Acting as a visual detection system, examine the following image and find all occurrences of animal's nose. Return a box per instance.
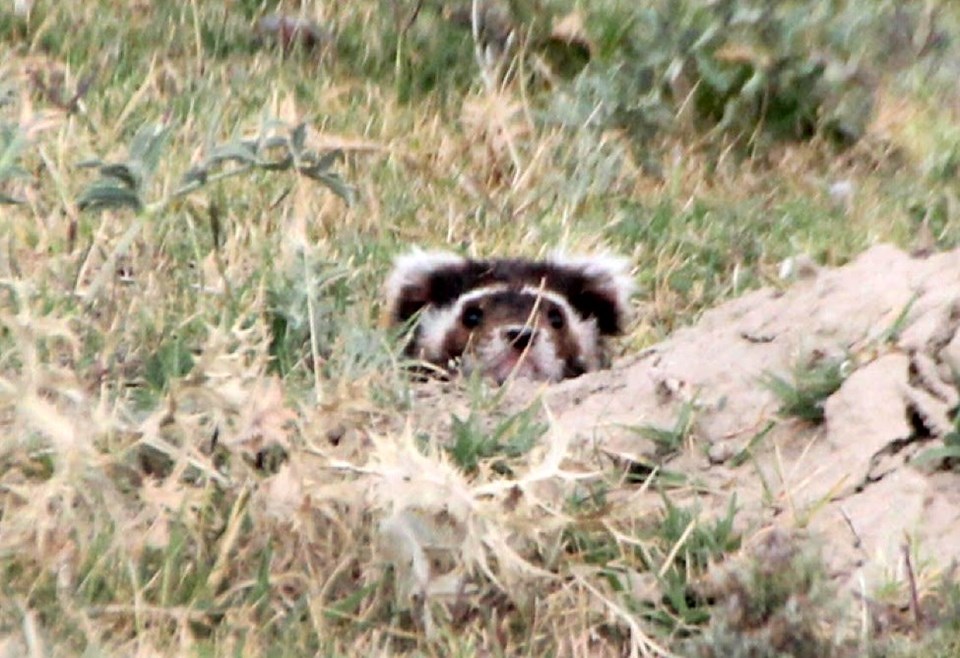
[504,327,536,351]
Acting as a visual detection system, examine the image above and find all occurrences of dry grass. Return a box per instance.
[2,0,960,655]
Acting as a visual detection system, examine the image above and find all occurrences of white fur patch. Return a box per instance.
[517,284,602,369]
[415,284,509,361]
[547,251,635,328]
[384,248,466,320]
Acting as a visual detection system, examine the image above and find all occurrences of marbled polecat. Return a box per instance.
[385,249,633,384]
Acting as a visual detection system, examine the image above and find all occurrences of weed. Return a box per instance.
[656,495,740,574]
[634,495,741,634]
[690,530,842,658]
[729,420,776,468]
[553,0,881,151]
[0,123,27,203]
[634,399,698,459]
[878,293,920,345]
[760,352,849,423]
[265,254,353,380]
[446,401,546,475]
[78,119,352,214]
[142,330,197,391]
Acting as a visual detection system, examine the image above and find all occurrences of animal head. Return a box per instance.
[384,249,633,384]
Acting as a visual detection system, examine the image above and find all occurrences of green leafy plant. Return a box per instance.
[266,255,353,379]
[74,118,352,306]
[78,119,352,213]
[657,494,740,573]
[77,122,172,212]
[146,333,195,385]
[552,0,876,150]
[561,483,624,566]
[760,353,848,423]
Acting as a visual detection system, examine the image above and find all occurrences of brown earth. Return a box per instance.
[527,243,960,592]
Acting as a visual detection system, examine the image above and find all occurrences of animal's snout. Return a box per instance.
[504,327,536,351]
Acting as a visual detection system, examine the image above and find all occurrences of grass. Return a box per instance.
[634,399,698,459]
[446,398,546,475]
[3,0,960,655]
[760,352,850,424]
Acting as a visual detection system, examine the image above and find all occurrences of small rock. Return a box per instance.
[708,442,734,465]
[778,253,819,281]
[828,179,855,208]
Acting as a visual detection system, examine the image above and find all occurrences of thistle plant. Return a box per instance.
[76,118,353,303]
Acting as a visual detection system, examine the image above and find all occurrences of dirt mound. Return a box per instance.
[529,243,960,589]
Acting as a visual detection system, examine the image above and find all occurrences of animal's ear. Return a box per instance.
[548,254,634,335]
[384,249,471,323]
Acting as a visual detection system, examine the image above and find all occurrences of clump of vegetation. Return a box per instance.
[646,495,742,632]
[760,352,849,423]
[0,123,27,203]
[635,399,698,459]
[690,529,844,658]
[553,0,889,152]
[78,119,351,214]
[446,402,546,474]
[866,561,960,657]
[560,486,742,643]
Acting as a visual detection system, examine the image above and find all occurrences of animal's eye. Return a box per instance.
[547,306,565,330]
[462,305,483,329]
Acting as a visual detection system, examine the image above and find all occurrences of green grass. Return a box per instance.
[760,353,850,423]
[646,494,741,632]
[3,0,960,655]
[446,399,546,475]
[633,399,698,459]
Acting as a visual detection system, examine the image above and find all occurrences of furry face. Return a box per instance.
[384,249,633,384]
